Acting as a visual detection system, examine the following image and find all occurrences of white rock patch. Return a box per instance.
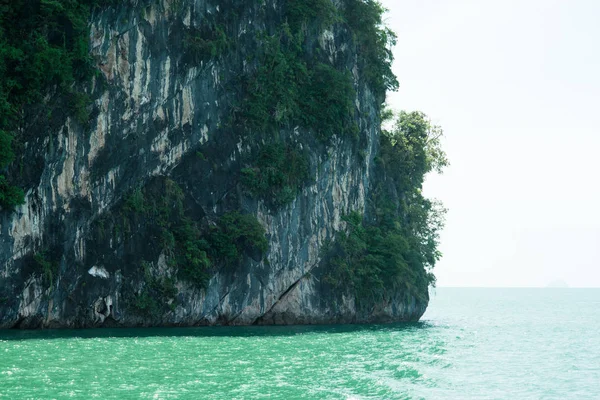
[88,266,110,279]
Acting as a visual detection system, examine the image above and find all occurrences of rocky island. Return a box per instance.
[0,0,445,328]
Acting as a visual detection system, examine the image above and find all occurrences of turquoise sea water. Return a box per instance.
[1,288,599,399]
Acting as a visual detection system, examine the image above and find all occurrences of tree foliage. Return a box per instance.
[102,179,268,289]
[0,174,24,209]
[240,27,356,141]
[325,111,447,304]
[285,0,338,31]
[380,110,449,191]
[241,143,311,207]
[241,0,396,137]
[0,129,22,208]
[0,0,114,210]
[343,0,399,98]
[183,24,229,64]
[237,0,399,208]
[208,211,269,266]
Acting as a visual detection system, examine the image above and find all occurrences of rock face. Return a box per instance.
[0,0,428,329]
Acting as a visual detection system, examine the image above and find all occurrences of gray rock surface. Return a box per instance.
[0,0,428,329]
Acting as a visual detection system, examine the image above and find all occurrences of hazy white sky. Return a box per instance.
[380,0,600,287]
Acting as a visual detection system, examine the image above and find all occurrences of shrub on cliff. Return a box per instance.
[0,175,24,210]
[241,143,311,207]
[208,211,269,265]
[0,130,23,209]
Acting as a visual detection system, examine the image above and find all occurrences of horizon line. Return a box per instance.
[433,286,600,289]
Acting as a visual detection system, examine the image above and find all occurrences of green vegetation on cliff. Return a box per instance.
[0,0,115,209]
[0,0,398,211]
[240,0,396,137]
[284,0,397,97]
[183,24,230,64]
[32,251,60,288]
[238,0,396,207]
[239,27,357,141]
[286,0,338,31]
[241,143,311,207]
[343,0,399,97]
[0,173,24,209]
[111,179,268,316]
[324,111,447,304]
[96,178,268,290]
[132,261,178,319]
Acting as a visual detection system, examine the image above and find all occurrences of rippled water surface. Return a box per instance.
[1,288,599,399]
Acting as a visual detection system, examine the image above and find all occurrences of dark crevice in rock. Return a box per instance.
[253,273,307,325]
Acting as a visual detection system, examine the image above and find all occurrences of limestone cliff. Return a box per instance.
[0,0,429,328]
